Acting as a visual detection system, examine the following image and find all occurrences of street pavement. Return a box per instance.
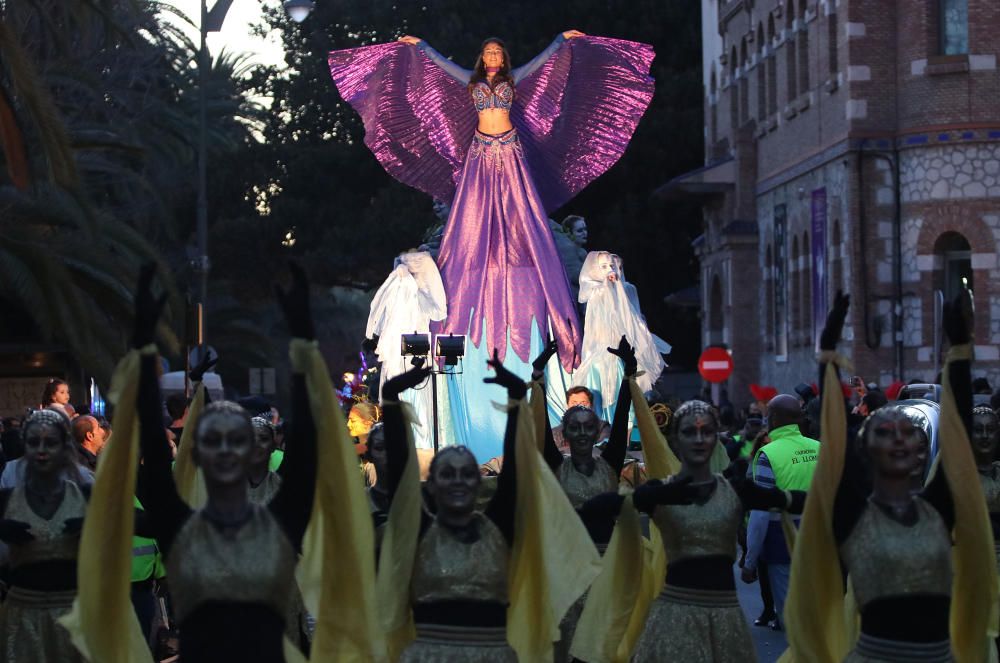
[734,566,787,663]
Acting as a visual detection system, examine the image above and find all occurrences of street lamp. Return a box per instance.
[195,0,314,345]
[283,0,315,23]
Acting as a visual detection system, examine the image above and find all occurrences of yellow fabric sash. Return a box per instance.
[59,347,154,662]
[781,361,849,662]
[569,493,643,663]
[374,401,422,661]
[939,344,998,662]
[173,382,206,508]
[612,377,682,660]
[290,339,385,663]
[508,396,602,662]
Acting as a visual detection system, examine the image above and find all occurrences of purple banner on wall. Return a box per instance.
[811,188,828,349]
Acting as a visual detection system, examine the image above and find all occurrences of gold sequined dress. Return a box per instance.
[632,475,755,663]
[0,482,86,663]
[165,504,298,661]
[839,498,953,662]
[401,512,516,663]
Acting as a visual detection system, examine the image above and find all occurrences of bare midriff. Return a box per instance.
[477,108,513,135]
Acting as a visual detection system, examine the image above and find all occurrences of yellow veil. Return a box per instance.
[59,347,156,662]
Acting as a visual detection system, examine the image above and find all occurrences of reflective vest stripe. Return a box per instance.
[132,545,157,557]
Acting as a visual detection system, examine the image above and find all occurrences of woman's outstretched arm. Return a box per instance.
[512,32,580,83]
[399,36,473,83]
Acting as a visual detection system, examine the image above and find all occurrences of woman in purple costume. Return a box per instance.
[328,31,654,458]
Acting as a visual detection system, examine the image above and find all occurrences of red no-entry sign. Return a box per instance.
[698,347,733,383]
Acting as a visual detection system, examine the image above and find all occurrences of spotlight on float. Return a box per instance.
[282,0,315,23]
[401,333,431,365]
[436,334,466,367]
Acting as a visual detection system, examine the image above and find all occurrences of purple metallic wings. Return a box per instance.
[513,36,656,214]
[327,42,477,204]
[328,37,654,212]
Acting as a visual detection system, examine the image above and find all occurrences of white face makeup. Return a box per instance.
[571,219,588,246]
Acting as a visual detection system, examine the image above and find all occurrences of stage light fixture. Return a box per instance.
[436,334,466,366]
[401,333,431,357]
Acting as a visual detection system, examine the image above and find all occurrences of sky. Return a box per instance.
[161,0,288,70]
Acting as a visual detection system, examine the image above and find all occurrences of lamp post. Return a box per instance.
[195,0,314,344]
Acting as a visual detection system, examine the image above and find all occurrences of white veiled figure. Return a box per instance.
[366,251,447,449]
[573,251,670,421]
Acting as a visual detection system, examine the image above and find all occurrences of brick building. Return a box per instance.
[662,0,1000,402]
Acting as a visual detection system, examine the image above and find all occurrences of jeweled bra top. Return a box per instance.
[472,80,514,113]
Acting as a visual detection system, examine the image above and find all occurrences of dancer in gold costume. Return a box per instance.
[379,355,525,663]
[783,292,996,662]
[629,398,805,663]
[530,336,633,661]
[134,265,317,662]
[0,409,89,662]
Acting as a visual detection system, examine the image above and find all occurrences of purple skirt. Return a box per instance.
[436,128,581,371]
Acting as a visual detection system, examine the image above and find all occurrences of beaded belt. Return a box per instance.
[470,128,522,168]
[414,623,509,647]
[659,584,740,608]
[5,586,76,609]
[855,633,951,662]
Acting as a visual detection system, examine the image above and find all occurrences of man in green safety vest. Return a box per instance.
[131,498,164,649]
[741,393,819,630]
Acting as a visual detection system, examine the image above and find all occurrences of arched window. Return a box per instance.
[767,16,778,115]
[933,232,973,301]
[739,37,749,124]
[791,235,801,345]
[709,276,724,345]
[797,0,810,94]
[756,23,767,121]
[939,0,969,55]
[786,2,798,102]
[729,45,739,130]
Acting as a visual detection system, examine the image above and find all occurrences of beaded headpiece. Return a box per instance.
[251,415,276,434]
[669,400,718,440]
[561,404,599,427]
[973,404,997,420]
[22,408,72,443]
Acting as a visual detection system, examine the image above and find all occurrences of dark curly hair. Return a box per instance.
[467,38,514,95]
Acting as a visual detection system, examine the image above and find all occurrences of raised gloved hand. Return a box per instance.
[382,366,431,402]
[189,350,218,384]
[943,289,973,347]
[0,519,34,544]
[607,335,638,377]
[632,476,696,512]
[274,261,315,340]
[484,349,527,400]
[131,263,168,349]
[819,291,850,351]
[530,336,558,380]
